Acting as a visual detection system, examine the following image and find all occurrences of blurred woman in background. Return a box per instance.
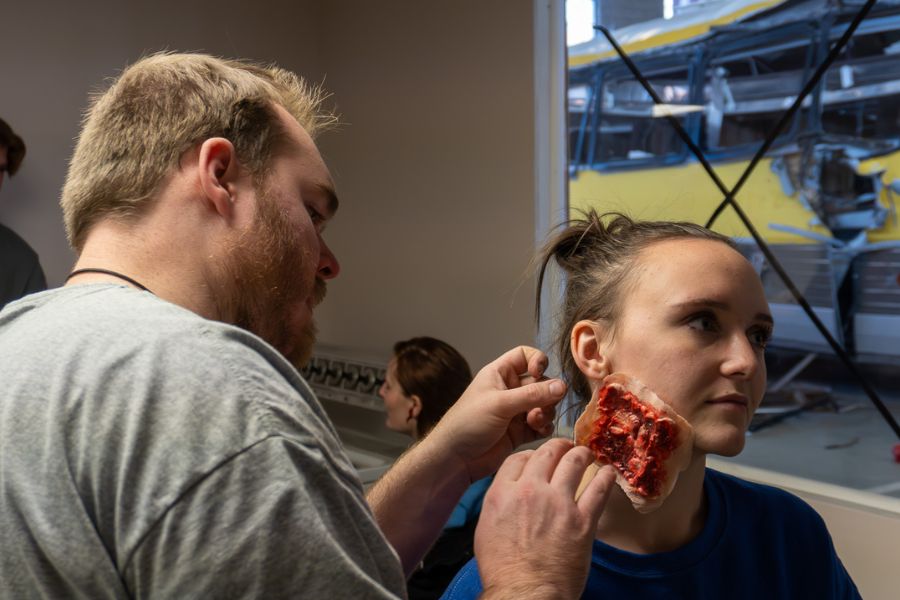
[379,337,492,600]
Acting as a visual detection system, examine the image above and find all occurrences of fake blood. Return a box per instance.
[587,385,678,498]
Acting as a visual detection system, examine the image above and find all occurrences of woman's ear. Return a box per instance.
[571,319,612,381]
[409,395,423,420]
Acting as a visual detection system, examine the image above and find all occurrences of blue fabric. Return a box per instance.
[441,468,861,599]
[445,476,493,529]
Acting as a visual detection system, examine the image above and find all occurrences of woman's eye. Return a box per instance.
[749,328,773,349]
[686,313,718,333]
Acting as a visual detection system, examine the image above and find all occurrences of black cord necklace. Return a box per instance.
[66,268,153,294]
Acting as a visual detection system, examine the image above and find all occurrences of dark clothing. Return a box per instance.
[443,468,861,600]
[0,223,46,308]
[408,476,492,600]
[408,518,478,600]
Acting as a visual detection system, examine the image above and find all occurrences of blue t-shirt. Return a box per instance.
[441,468,861,600]
[446,476,492,529]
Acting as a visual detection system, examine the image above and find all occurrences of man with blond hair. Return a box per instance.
[0,53,615,598]
[0,116,46,308]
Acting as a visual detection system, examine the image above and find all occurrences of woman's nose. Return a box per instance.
[721,335,760,380]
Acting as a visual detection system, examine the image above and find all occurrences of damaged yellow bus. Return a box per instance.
[568,0,900,362]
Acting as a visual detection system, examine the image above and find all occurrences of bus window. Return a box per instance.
[704,35,813,150]
[821,24,900,140]
[568,83,591,165]
[592,66,690,164]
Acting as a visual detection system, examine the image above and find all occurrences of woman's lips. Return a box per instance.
[706,393,750,414]
[708,393,749,406]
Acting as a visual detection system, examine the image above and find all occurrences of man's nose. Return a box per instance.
[318,239,340,280]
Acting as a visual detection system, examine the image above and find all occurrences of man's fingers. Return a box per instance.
[525,405,556,437]
[519,438,574,481]
[490,346,548,390]
[576,464,617,523]
[525,347,550,380]
[547,446,595,495]
[493,449,533,483]
[517,374,540,386]
[493,377,567,420]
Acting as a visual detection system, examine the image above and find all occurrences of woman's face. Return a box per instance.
[600,238,772,457]
[378,359,416,436]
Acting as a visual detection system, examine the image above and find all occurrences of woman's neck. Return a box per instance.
[594,453,708,554]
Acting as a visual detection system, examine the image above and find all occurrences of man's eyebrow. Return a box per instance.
[317,183,339,217]
[672,298,774,325]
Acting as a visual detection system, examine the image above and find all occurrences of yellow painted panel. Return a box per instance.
[569,0,786,68]
[569,155,900,243]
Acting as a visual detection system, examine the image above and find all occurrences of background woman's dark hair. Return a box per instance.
[0,118,26,176]
[535,210,736,404]
[393,337,473,438]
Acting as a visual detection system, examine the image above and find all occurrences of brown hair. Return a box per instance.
[535,211,736,402]
[61,52,337,251]
[393,337,473,438]
[0,118,26,175]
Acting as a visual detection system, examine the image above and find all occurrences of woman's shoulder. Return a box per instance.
[706,467,828,533]
[439,557,482,599]
[707,467,807,500]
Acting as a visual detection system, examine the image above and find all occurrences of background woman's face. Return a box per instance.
[601,238,773,456]
[378,359,415,436]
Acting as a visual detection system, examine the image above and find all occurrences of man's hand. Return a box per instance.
[476,439,616,600]
[425,346,566,482]
[366,345,569,576]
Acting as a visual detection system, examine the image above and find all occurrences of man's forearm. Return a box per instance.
[366,436,472,576]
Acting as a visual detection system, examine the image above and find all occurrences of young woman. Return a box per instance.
[380,337,472,440]
[442,213,860,599]
[379,337,493,600]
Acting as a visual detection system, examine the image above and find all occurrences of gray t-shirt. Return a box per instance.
[0,284,406,598]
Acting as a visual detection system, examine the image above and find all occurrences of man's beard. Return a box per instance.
[218,190,325,370]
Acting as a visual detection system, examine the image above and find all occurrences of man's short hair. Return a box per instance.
[0,118,27,176]
[61,52,336,251]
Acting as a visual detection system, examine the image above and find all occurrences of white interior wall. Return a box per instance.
[312,1,539,368]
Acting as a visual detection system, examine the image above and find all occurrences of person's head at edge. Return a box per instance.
[0,117,27,193]
[379,337,473,440]
[536,211,772,459]
[60,52,341,368]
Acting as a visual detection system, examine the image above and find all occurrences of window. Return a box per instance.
[568,83,592,164]
[703,33,814,150]
[822,23,900,140]
[590,64,691,164]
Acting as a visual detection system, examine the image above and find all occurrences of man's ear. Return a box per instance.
[197,137,241,219]
[409,395,423,419]
[571,319,613,381]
